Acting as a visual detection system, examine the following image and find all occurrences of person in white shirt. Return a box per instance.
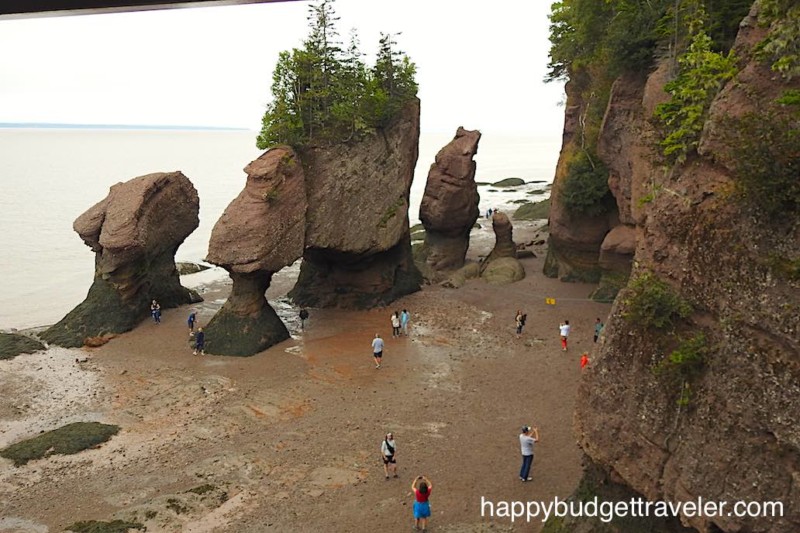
[559,320,571,351]
[381,432,398,479]
[519,425,540,481]
[372,333,384,369]
[391,311,401,338]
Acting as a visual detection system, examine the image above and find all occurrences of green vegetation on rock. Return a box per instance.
[758,0,800,80]
[654,332,708,406]
[65,520,144,533]
[560,151,614,217]
[720,110,800,217]
[654,8,737,164]
[622,271,692,330]
[513,198,551,220]
[0,332,45,360]
[1,422,120,466]
[256,0,417,148]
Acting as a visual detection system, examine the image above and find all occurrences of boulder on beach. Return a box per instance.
[513,198,551,221]
[0,332,45,360]
[41,172,202,348]
[204,146,306,356]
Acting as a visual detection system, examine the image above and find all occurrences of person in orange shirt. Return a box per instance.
[580,352,589,370]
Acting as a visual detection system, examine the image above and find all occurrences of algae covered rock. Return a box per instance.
[0,332,45,360]
[491,177,525,187]
[1,421,119,466]
[481,257,526,285]
[513,198,551,221]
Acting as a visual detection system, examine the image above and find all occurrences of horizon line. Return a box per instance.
[0,122,252,131]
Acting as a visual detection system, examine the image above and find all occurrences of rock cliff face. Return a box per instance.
[417,127,481,275]
[289,99,422,308]
[41,172,201,348]
[570,6,800,532]
[544,80,613,284]
[203,147,306,356]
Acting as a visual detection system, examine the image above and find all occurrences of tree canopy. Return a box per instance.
[257,0,418,149]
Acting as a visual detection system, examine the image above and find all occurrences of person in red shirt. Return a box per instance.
[580,352,589,370]
[411,475,433,531]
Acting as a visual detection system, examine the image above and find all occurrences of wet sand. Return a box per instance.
[0,221,612,532]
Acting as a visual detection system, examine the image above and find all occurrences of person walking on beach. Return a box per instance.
[519,425,540,481]
[187,310,197,336]
[391,311,401,338]
[372,333,384,369]
[299,307,309,331]
[411,475,433,531]
[381,432,398,479]
[151,300,161,324]
[559,320,571,351]
[580,352,590,370]
[594,318,604,343]
[193,327,205,355]
[515,310,527,338]
[400,309,410,336]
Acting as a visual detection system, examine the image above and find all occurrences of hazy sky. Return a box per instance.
[0,0,565,135]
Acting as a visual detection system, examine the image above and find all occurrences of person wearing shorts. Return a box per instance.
[372,333,384,369]
[381,432,398,479]
[412,475,433,531]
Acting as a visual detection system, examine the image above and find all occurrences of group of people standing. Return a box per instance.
[391,309,410,338]
[380,432,433,531]
[150,300,205,355]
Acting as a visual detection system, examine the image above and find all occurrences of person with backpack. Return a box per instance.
[381,432,398,479]
[411,475,433,531]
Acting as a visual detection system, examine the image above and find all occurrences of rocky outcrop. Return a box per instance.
[289,99,422,308]
[417,127,481,276]
[480,212,525,284]
[0,332,45,360]
[41,172,201,348]
[204,146,306,356]
[544,79,614,284]
[573,5,800,532]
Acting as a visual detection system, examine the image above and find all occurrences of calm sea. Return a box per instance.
[0,129,559,329]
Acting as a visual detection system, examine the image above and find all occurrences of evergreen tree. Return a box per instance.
[256,0,417,149]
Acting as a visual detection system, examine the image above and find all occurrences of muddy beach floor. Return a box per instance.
[0,223,612,532]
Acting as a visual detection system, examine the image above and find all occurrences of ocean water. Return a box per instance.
[0,129,559,329]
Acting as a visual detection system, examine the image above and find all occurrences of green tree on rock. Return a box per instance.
[256,0,417,150]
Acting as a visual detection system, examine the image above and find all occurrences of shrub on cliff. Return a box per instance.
[720,109,800,217]
[622,271,692,330]
[560,151,614,217]
[257,0,417,149]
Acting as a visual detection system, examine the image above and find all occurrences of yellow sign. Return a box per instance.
[545,298,556,305]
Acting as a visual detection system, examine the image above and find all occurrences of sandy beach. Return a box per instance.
[0,220,611,532]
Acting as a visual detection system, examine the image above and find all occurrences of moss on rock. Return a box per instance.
[1,422,120,466]
[0,332,45,360]
[203,305,290,357]
[513,199,551,220]
[65,520,145,533]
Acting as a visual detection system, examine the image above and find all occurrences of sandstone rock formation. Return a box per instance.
[543,79,613,285]
[417,127,481,275]
[480,212,525,284]
[204,146,306,356]
[289,99,422,308]
[41,172,201,348]
[569,5,800,532]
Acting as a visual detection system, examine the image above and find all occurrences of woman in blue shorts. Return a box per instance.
[411,475,433,531]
